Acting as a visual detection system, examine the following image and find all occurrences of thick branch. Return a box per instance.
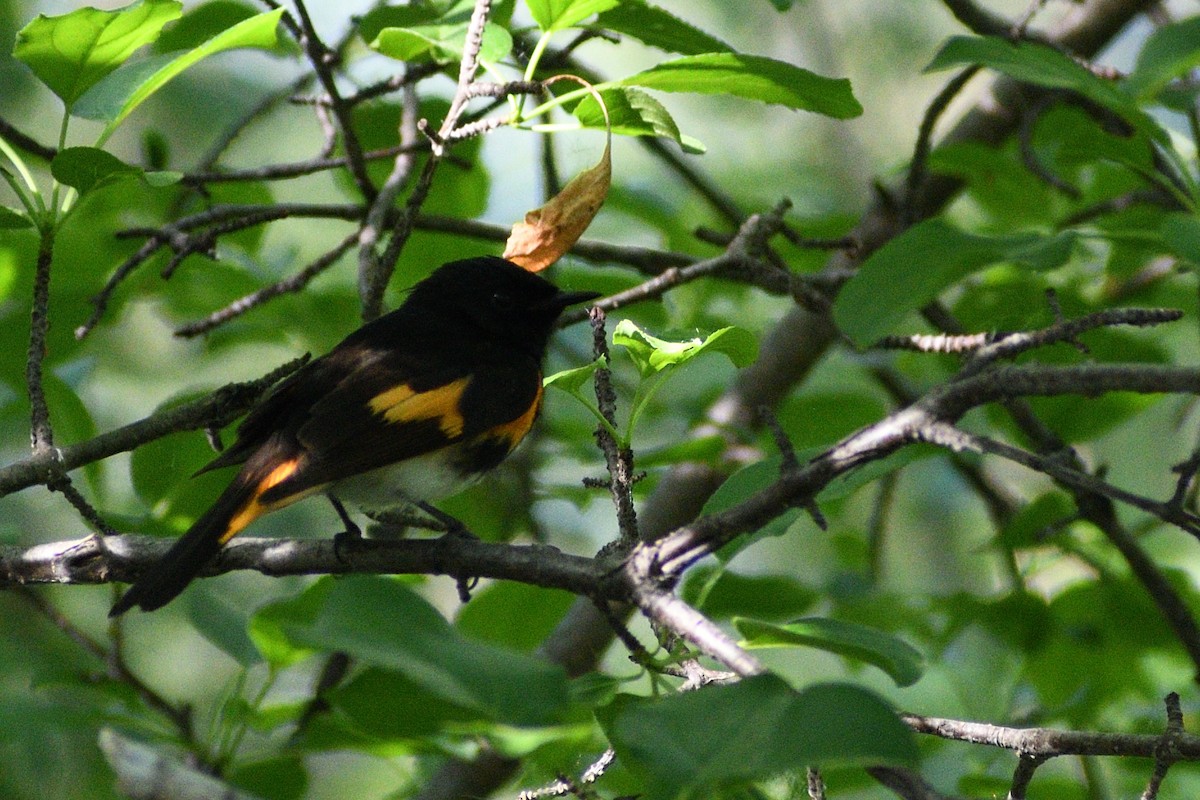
[904,712,1200,759]
[1,534,601,597]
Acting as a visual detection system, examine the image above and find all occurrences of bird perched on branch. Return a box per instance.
[111,256,598,615]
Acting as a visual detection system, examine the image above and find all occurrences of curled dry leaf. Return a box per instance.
[504,76,612,273]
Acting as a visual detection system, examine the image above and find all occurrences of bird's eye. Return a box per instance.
[491,291,515,310]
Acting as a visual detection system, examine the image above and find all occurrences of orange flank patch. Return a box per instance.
[478,384,543,450]
[219,458,322,544]
[368,378,469,437]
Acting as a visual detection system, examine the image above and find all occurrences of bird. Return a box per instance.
[110,255,599,615]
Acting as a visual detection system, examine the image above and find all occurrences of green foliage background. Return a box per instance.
[2,1,1200,798]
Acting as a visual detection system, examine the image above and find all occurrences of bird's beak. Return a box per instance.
[547,290,602,310]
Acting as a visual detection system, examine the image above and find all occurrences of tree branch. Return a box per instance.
[0,357,305,497]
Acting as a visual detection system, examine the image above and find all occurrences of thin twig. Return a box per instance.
[0,116,57,161]
[27,228,55,454]
[174,228,361,337]
[589,308,639,546]
[1018,95,1081,198]
[16,588,194,741]
[292,0,376,201]
[184,142,428,185]
[357,0,496,320]
[0,356,306,497]
[940,0,1014,36]
[905,67,979,224]
[1008,754,1045,800]
[1142,692,1184,800]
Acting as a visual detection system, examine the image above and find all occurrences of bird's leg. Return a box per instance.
[329,495,362,561]
[417,501,475,539]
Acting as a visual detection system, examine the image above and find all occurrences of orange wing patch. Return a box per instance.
[368,378,469,437]
[220,458,323,544]
[475,384,543,451]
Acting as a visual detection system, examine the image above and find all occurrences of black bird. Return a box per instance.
[111,256,598,615]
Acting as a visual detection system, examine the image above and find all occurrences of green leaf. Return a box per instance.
[371,20,512,66]
[1162,212,1200,265]
[612,319,758,378]
[832,219,1079,347]
[454,582,576,652]
[597,675,916,799]
[183,586,263,668]
[528,0,620,32]
[263,576,570,725]
[0,207,34,230]
[50,147,140,193]
[931,40,1194,190]
[700,455,803,558]
[735,617,925,687]
[595,2,733,55]
[153,0,272,52]
[573,87,703,152]
[681,565,817,621]
[1126,17,1200,101]
[618,52,862,118]
[544,356,603,393]
[818,445,936,502]
[228,755,306,800]
[636,434,726,467]
[357,5,441,44]
[328,666,477,739]
[13,0,183,108]
[249,581,329,669]
[998,491,1075,549]
[74,8,285,133]
[925,35,1135,116]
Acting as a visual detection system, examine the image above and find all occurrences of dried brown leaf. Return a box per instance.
[505,76,612,272]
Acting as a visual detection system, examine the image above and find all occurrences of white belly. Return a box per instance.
[329,447,476,512]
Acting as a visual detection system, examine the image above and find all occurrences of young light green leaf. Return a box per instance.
[544,356,604,393]
[50,147,140,194]
[13,0,183,108]
[74,8,285,134]
[153,0,280,53]
[0,207,34,230]
[597,674,916,799]
[832,219,1078,347]
[527,0,620,32]
[573,87,703,152]
[736,617,926,687]
[618,52,862,118]
[1126,17,1200,101]
[595,2,733,55]
[357,4,442,44]
[371,20,512,65]
[612,319,758,378]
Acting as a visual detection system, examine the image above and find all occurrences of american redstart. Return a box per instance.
[110,256,599,615]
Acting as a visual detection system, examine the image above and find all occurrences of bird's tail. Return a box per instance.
[110,456,304,616]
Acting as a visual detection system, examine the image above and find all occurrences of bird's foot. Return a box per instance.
[418,502,476,540]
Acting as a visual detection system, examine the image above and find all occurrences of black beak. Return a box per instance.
[545,289,602,311]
